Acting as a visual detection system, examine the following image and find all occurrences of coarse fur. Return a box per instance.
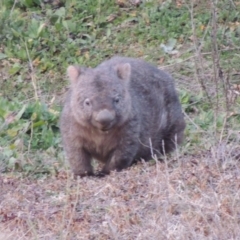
[60,56,185,177]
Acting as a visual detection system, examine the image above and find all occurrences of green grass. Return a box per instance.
[1,0,240,174]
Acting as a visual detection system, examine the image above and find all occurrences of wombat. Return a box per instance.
[60,56,185,177]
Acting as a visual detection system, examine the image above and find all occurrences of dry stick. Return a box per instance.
[64,178,80,240]
[159,47,240,70]
[185,0,212,105]
[210,0,227,143]
[27,121,34,160]
[220,70,231,142]
[210,0,220,113]
[212,0,220,138]
[183,110,202,132]
[24,41,39,101]
[219,114,228,143]
[10,0,18,18]
[229,0,236,8]
[223,69,231,111]
[24,41,38,159]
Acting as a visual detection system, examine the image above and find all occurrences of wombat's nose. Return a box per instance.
[95,109,115,127]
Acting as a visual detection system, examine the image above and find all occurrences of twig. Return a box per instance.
[184,0,212,104]
[159,47,240,70]
[210,0,221,112]
[24,41,39,100]
[10,0,18,18]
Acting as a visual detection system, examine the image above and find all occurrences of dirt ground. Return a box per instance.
[1,148,240,240]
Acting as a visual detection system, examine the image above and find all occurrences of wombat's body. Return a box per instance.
[60,57,185,176]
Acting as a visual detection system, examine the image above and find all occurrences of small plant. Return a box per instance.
[0,97,60,173]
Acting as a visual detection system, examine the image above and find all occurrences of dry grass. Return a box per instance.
[1,1,240,239]
[1,146,240,240]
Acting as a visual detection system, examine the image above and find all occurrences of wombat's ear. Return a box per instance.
[67,65,81,84]
[115,63,131,80]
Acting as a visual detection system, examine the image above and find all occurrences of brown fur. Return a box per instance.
[60,56,185,177]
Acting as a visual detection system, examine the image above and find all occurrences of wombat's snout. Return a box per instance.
[95,109,116,130]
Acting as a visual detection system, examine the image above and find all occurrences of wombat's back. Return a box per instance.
[98,56,177,114]
[99,56,185,154]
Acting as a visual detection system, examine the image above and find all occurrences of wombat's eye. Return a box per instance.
[84,99,91,107]
[114,97,120,104]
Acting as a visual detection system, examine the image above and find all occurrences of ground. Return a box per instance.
[1,152,240,239]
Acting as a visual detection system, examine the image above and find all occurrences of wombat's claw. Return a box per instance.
[73,171,94,179]
[95,171,107,178]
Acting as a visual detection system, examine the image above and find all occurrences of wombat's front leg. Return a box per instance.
[65,146,93,177]
[98,121,140,176]
[100,145,138,175]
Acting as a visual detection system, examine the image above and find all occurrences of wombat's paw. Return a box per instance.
[95,170,109,178]
[73,170,94,179]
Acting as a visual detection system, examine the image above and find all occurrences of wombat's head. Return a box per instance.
[67,63,132,132]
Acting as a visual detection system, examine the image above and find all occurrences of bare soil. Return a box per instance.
[1,149,240,240]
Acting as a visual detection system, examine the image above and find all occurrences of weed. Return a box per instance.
[0,97,60,173]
